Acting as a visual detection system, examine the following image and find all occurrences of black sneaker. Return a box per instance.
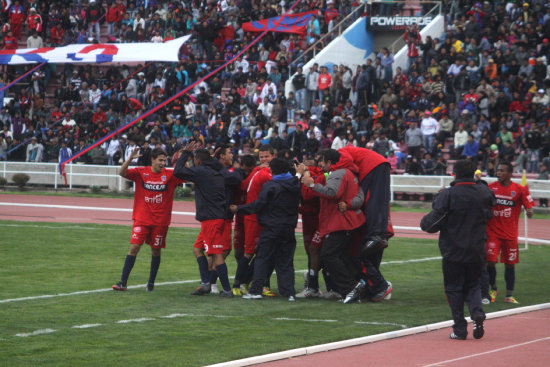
[372,281,392,302]
[472,315,485,339]
[450,332,467,340]
[146,283,154,292]
[343,281,365,304]
[191,283,211,295]
[219,290,234,298]
[359,236,388,257]
[112,282,127,291]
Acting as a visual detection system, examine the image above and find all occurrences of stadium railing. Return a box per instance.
[2,162,550,199]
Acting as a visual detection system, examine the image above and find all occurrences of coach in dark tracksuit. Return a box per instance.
[231,158,301,299]
[421,160,495,340]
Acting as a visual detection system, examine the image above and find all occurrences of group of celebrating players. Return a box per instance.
[111,141,394,303]
[109,140,534,321]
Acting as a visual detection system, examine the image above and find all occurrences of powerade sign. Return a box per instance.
[367,16,433,31]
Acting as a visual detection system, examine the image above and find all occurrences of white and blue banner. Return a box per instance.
[0,35,191,65]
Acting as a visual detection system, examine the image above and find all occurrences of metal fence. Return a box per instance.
[2,162,549,200]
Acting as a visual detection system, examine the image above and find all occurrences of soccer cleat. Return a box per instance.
[112,282,127,291]
[296,288,322,298]
[372,281,393,302]
[191,283,211,295]
[242,293,262,299]
[489,289,498,303]
[211,283,220,294]
[472,315,485,339]
[359,236,388,257]
[288,296,295,302]
[504,296,520,304]
[450,332,467,340]
[481,297,490,305]
[344,281,365,304]
[219,290,234,298]
[262,287,276,297]
[239,284,249,295]
[320,290,341,299]
[146,283,154,292]
[232,288,243,296]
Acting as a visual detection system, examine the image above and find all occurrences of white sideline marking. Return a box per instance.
[274,317,338,323]
[15,329,56,337]
[160,313,237,319]
[0,253,438,304]
[354,321,408,329]
[72,324,102,329]
[204,303,550,367]
[0,278,204,304]
[421,336,550,367]
[0,223,126,231]
[117,318,154,324]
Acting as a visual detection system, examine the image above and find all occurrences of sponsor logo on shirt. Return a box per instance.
[145,193,164,204]
[495,198,515,207]
[143,182,167,191]
[493,208,512,218]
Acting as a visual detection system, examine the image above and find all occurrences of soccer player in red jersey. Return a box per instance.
[113,147,185,292]
[173,142,234,297]
[233,144,275,296]
[484,162,534,304]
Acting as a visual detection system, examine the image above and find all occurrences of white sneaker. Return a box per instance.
[296,288,322,298]
[320,290,341,299]
[481,297,490,305]
[210,284,219,294]
[288,296,295,302]
[242,293,262,299]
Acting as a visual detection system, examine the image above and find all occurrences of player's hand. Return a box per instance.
[338,201,347,212]
[131,147,141,159]
[302,176,314,187]
[295,163,306,175]
[526,208,533,218]
[229,205,238,213]
[212,146,221,158]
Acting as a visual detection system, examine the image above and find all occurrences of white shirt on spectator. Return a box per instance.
[421,116,439,136]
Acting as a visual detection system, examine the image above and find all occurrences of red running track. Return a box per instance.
[259,309,550,367]
[1,194,548,242]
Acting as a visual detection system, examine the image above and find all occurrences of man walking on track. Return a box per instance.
[483,162,534,304]
[421,159,495,340]
[113,147,185,292]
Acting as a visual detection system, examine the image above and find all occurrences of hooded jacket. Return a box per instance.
[339,145,389,181]
[311,154,365,236]
[237,173,301,228]
[174,151,226,221]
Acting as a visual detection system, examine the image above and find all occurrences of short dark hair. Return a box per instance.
[151,147,167,159]
[259,144,274,154]
[318,149,340,165]
[498,161,513,173]
[240,154,257,167]
[214,144,231,159]
[453,159,474,179]
[194,148,212,162]
[269,158,291,176]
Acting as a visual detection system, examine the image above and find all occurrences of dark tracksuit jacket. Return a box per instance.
[421,178,495,337]
[237,173,301,297]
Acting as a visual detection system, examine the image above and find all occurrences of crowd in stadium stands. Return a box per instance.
[0,0,549,184]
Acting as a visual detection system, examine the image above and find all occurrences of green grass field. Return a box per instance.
[1,221,549,367]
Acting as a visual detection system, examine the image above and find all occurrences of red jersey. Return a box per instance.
[487,181,534,240]
[240,166,271,221]
[126,166,185,226]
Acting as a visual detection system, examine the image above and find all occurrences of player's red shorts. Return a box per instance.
[193,219,225,255]
[486,235,519,265]
[302,213,322,253]
[130,224,169,250]
[222,219,233,251]
[244,218,262,255]
[233,214,245,250]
